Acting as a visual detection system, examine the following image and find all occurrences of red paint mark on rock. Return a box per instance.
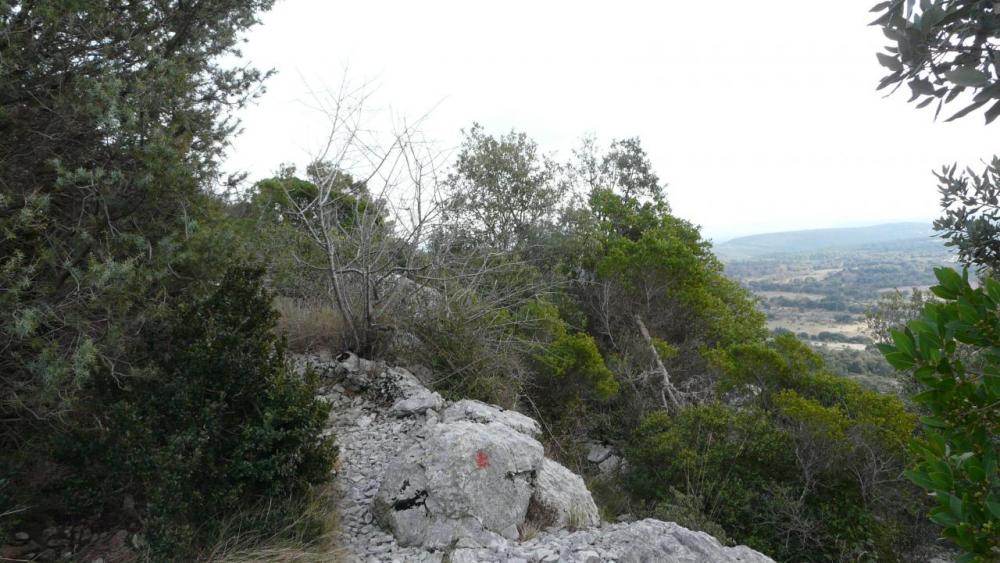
[475,449,489,469]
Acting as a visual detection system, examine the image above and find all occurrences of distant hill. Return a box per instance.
[713,222,940,260]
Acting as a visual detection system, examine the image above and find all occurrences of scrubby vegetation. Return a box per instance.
[627,336,922,561]
[61,267,337,557]
[4,1,1000,562]
[0,1,336,559]
[225,119,935,560]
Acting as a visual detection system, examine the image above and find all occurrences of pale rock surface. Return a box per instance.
[442,399,542,438]
[301,353,775,563]
[529,459,600,529]
[374,420,544,548]
[449,519,776,562]
[598,454,623,474]
[586,442,613,464]
[389,387,444,417]
[586,440,625,475]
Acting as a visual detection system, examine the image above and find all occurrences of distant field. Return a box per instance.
[809,341,869,352]
[766,314,868,339]
[756,291,823,301]
[719,222,954,379]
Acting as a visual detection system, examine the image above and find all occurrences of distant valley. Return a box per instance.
[714,222,941,260]
[717,222,954,386]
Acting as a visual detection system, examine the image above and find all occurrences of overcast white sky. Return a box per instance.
[225,0,999,241]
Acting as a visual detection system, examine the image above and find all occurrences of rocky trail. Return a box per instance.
[309,352,774,563]
[1,352,775,563]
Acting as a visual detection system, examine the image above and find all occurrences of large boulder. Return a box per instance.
[529,459,600,529]
[592,519,774,563]
[374,420,545,549]
[448,519,775,562]
[390,388,444,417]
[442,399,541,438]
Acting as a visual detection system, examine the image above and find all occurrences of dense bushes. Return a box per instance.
[0,2,341,557]
[63,267,337,557]
[627,336,922,561]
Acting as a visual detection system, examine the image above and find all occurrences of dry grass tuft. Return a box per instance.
[274,297,348,354]
[566,507,590,532]
[204,481,346,562]
[518,519,541,542]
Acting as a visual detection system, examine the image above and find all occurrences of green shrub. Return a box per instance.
[523,300,618,398]
[626,373,919,562]
[626,406,795,552]
[880,267,1000,561]
[65,267,337,557]
[406,305,524,408]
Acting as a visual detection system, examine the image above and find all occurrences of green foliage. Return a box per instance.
[872,0,1000,123]
[867,287,937,345]
[65,267,336,557]
[536,332,618,399]
[444,123,562,251]
[572,136,666,207]
[630,333,920,561]
[627,406,799,555]
[412,305,524,408]
[560,153,766,418]
[933,158,1000,276]
[0,0,276,527]
[519,300,618,400]
[712,333,824,399]
[589,197,766,350]
[880,267,1000,560]
[249,167,371,230]
[519,300,618,433]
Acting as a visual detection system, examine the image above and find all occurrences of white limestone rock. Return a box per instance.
[389,388,444,417]
[530,459,600,529]
[373,420,545,549]
[441,399,541,438]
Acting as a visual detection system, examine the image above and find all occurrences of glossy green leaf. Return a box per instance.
[891,329,916,358]
[947,492,964,519]
[985,374,1000,398]
[985,278,1000,304]
[930,510,959,527]
[931,285,958,300]
[885,352,916,370]
[935,268,964,290]
[905,468,936,490]
[914,366,937,384]
[921,415,950,428]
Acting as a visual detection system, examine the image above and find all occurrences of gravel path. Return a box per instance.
[322,381,443,563]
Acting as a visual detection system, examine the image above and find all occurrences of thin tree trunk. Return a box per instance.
[635,313,683,412]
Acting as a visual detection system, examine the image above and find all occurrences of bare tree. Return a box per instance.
[282,78,447,353]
